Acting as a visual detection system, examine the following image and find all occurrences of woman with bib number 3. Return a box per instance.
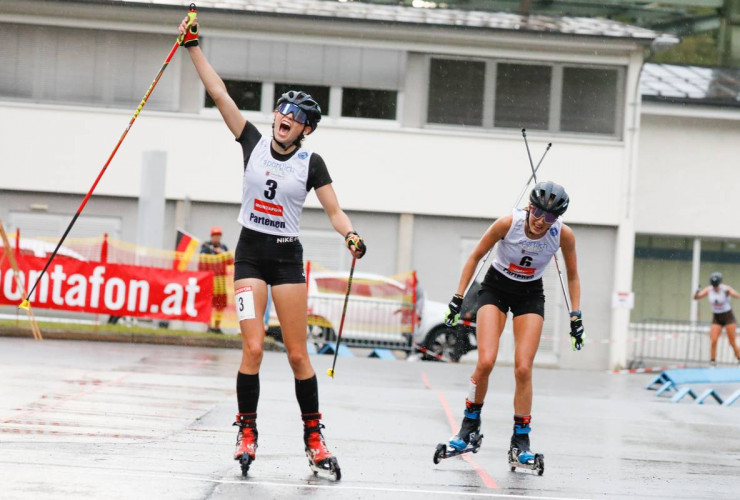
[178,14,366,480]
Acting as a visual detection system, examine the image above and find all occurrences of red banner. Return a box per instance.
[0,254,213,322]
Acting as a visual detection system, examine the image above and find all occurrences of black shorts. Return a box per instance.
[477,267,545,318]
[234,227,305,286]
[712,311,736,326]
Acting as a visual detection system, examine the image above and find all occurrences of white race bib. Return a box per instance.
[235,286,256,321]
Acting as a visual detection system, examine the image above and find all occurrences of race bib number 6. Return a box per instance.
[235,286,256,321]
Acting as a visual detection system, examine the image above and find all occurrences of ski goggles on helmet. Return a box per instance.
[529,206,558,224]
[277,102,308,124]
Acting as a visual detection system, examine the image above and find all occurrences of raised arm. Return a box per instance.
[178,17,246,138]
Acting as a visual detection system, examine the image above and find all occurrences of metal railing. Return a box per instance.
[629,319,739,368]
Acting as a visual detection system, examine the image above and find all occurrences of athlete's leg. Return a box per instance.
[233,278,268,466]
[709,323,721,362]
[511,313,544,415]
[724,322,740,359]
[235,278,269,374]
[272,283,314,379]
[470,305,508,403]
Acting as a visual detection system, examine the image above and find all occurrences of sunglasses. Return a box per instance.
[529,206,558,224]
[277,102,308,124]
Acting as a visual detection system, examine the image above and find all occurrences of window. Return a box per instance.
[428,59,485,126]
[561,67,618,135]
[342,88,397,120]
[425,56,623,137]
[0,23,178,111]
[274,83,330,115]
[205,80,261,111]
[495,63,551,130]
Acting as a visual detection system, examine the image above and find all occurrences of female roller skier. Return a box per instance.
[694,272,740,366]
[438,181,583,473]
[178,16,366,480]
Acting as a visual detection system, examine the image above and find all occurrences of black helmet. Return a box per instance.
[710,272,722,286]
[276,90,322,130]
[529,181,569,216]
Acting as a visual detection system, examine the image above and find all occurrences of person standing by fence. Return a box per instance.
[178,15,366,480]
[694,272,740,366]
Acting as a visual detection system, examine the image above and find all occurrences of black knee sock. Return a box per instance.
[236,372,260,414]
[295,375,319,415]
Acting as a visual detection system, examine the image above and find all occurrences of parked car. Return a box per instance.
[265,270,476,361]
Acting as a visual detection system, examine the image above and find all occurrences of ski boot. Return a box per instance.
[433,401,483,464]
[233,412,258,477]
[507,415,544,475]
[303,413,341,480]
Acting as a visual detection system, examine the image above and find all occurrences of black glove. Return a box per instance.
[444,294,463,327]
[345,231,366,258]
[570,310,585,351]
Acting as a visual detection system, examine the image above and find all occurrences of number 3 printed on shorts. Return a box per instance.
[264,179,278,200]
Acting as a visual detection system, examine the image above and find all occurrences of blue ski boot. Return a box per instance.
[508,415,544,475]
[433,401,483,463]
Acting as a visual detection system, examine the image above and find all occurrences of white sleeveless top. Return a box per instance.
[237,136,312,237]
[708,285,732,314]
[491,208,563,282]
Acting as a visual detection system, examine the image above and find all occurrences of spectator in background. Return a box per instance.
[694,272,740,366]
[199,226,232,334]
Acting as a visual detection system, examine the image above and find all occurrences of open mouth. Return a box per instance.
[279,122,291,134]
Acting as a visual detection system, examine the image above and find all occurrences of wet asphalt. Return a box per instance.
[1,338,739,500]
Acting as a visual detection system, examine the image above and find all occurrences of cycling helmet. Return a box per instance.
[529,181,570,216]
[276,90,322,130]
[710,272,722,287]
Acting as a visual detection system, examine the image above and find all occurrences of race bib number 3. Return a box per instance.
[235,286,256,321]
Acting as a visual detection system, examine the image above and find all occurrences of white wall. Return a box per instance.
[1,100,629,227]
[637,105,740,239]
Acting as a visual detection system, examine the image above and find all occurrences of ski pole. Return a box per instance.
[326,256,357,378]
[522,128,572,313]
[19,4,198,310]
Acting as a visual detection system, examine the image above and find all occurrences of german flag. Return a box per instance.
[173,230,199,271]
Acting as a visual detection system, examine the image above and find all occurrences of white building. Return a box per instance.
[4,0,735,369]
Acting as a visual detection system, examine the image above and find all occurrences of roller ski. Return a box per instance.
[507,415,544,475]
[303,413,341,481]
[233,413,258,477]
[433,402,483,464]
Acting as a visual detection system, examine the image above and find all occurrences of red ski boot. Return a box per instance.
[302,413,341,480]
[233,413,257,477]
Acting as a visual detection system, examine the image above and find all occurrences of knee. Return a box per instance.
[243,339,264,362]
[287,349,310,371]
[514,363,532,383]
[476,355,495,376]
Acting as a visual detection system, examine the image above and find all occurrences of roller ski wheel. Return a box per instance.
[508,448,544,475]
[238,454,254,477]
[432,433,483,463]
[307,454,342,481]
